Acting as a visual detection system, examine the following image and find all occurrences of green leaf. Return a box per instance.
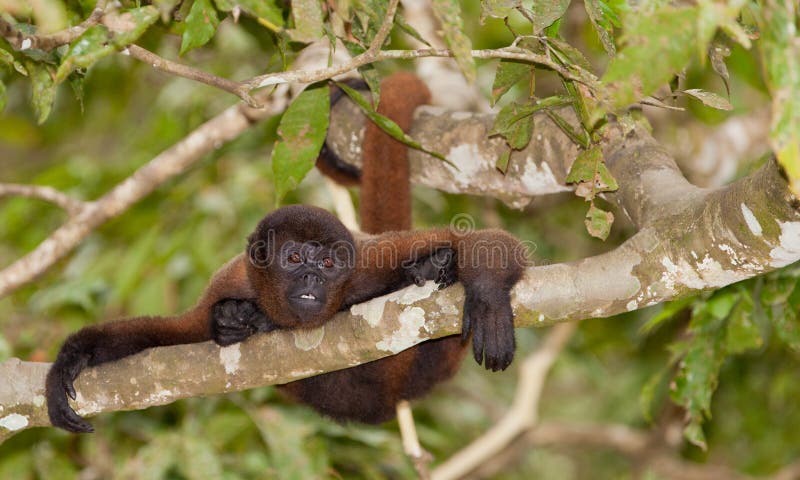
[0,79,5,112]
[600,7,709,113]
[431,0,475,83]
[726,299,762,354]
[670,324,727,450]
[287,0,324,43]
[69,74,85,113]
[491,96,571,150]
[55,25,114,83]
[107,6,160,47]
[481,0,515,20]
[585,0,617,55]
[758,0,800,197]
[496,149,511,174]
[491,60,532,106]
[336,81,452,164]
[584,202,614,240]
[25,61,57,124]
[271,84,330,203]
[565,145,618,200]
[237,0,285,29]
[180,0,220,55]
[769,281,800,350]
[395,12,431,47]
[682,88,733,111]
[529,0,571,34]
[490,101,534,150]
[640,295,695,334]
[0,47,14,67]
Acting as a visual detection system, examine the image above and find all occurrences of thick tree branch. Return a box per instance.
[2,115,799,441]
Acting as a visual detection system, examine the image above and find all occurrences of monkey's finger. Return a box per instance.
[472,321,485,367]
[64,378,77,401]
[414,275,425,287]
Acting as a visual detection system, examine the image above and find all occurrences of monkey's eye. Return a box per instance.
[289,252,302,263]
[322,257,334,268]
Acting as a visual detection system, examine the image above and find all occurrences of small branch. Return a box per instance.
[0,1,107,51]
[246,46,596,90]
[0,183,86,215]
[397,400,432,479]
[125,45,260,108]
[431,322,577,480]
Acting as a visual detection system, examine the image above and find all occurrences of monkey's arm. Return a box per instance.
[349,229,526,371]
[46,254,255,433]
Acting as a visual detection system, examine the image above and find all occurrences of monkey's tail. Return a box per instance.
[316,72,431,234]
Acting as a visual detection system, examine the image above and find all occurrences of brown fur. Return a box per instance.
[289,73,524,423]
[47,74,525,432]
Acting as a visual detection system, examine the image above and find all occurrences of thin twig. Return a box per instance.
[0,183,86,215]
[245,46,597,91]
[0,0,107,51]
[125,45,259,108]
[397,400,432,479]
[431,322,577,480]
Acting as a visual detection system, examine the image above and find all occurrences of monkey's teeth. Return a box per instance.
[300,294,316,300]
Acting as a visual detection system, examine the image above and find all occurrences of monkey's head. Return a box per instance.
[246,205,356,328]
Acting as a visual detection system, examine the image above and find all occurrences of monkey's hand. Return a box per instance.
[46,333,94,433]
[461,280,515,372]
[211,299,275,346]
[404,248,457,289]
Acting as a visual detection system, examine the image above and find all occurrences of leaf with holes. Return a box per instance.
[491,60,532,106]
[584,203,614,240]
[682,89,733,111]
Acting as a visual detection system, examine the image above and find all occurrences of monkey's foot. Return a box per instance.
[211,299,274,346]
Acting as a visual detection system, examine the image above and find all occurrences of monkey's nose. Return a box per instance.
[303,273,324,285]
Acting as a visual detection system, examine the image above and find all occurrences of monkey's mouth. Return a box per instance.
[288,292,325,315]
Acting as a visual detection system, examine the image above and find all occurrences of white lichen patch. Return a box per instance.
[0,413,29,431]
[435,293,459,315]
[741,204,762,236]
[33,395,45,407]
[219,344,241,375]
[660,256,704,291]
[351,282,438,326]
[294,326,325,351]
[718,243,741,266]
[446,143,488,181]
[520,160,570,194]
[626,300,638,311]
[376,306,427,354]
[770,221,800,267]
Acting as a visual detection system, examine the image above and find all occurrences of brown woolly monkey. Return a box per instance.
[263,72,527,424]
[46,204,524,432]
[47,74,527,432]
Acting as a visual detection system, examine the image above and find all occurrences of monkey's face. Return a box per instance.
[277,240,353,322]
[246,205,357,329]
